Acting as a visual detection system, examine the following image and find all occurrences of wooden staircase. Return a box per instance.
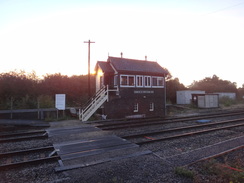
[79,85,114,121]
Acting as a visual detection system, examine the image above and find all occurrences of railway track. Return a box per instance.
[0,146,59,169]
[121,118,244,145]
[0,130,48,143]
[95,110,244,130]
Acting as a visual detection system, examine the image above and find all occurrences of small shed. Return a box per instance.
[192,94,219,108]
[176,90,205,105]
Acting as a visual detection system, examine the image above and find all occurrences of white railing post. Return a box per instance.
[106,85,109,102]
[80,85,110,121]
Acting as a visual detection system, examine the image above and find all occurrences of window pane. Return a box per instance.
[134,103,138,112]
[158,78,164,86]
[149,102,154,111]
[121,76,127,85]
[137,76,143,86]
[145,76,151,87]
[129,76,134,86]
[152,77,157,86]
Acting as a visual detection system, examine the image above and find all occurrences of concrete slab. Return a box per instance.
[55,150,152,172]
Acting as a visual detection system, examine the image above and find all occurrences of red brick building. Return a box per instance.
[79,56,169,121]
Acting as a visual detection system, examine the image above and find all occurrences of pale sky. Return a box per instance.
[0,0,244,87]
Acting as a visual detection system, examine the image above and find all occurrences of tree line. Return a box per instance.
[168,75,244,103]
[0,71,243,110]
[0,71,95,110]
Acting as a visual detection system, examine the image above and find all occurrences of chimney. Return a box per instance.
[121,52,123,58]
[145,55,147,61]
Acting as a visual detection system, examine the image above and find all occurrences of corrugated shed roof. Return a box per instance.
[108,57,168,76]
[96,61,114,73]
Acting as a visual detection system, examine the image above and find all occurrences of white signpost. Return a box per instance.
[55,94,66,119]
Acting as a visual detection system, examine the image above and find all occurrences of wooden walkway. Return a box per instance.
[47,124,151,172]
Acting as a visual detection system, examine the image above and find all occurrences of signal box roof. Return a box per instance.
[96,56,169,76]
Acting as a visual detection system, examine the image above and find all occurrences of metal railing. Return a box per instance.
[79,85,109,121]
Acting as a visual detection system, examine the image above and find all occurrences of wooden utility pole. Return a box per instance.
[84,40,95,98]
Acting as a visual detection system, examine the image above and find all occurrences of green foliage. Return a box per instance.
[175,167,194,179]
[201,158,244,183]
[14,95,37,109]
[38,95,54,108]
[219,96,236,107]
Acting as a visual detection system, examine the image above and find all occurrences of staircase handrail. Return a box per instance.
[79,85,118,121]
[82,85,108,114]
[81,85,106,111]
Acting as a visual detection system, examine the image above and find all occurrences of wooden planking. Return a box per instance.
[53,135,139,160]
[55,136,131,153]
[60,143,138,160]
[54,135,139,160]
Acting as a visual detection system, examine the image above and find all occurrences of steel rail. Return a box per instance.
[0,130,46,138]
[99,111,244,130]
[0,146,59,169]
[136,123,244,145]
[121,118,244,139]
[0,133,48,143]
[0,155,60,169]
[0,146,54,157]
[94,110,244,125]
[185,145,244,167]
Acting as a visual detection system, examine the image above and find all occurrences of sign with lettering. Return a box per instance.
[55,94,66,110]
[134,91,154,94]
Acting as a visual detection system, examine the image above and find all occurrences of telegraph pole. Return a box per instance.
[84,40,95,98]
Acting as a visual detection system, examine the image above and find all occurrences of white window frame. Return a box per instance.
[152,77,164,88]
[134,103,138,112]
[149,102,154,111]
[144,76,151,88]
[136,75,144,87]
[120,75,135,87]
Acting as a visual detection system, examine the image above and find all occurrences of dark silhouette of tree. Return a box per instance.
[0,71,38,109]
[40,73,95,107]
[237,84,244,100]
[166,78,186,104]
[0,71,95,109]
[189,75,237,93]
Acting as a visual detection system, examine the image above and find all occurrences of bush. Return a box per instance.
[219,96,236,107]
[175,167,194,179]
[38,95,54,108]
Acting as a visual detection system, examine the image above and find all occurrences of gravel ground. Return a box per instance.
[0,105,243,182]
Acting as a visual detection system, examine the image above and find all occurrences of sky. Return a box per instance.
[0,0,244,87]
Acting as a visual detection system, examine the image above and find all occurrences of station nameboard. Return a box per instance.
[55,94,66,110]
[134,91,154,94]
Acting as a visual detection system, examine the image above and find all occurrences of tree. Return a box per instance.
[166,78,186,104]
[0,71,96,109]
[189,75,237,93]
[0,71,39,109]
